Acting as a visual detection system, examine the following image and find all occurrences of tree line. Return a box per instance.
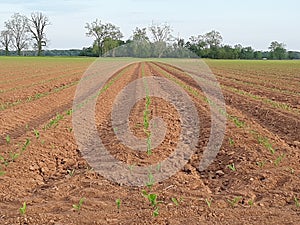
[1,13,299,59]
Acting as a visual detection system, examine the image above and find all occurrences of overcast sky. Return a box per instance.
[0,0,299,51]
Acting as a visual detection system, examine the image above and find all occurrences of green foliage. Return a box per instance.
[146,171,155,189]
[228,138,235,146]
[33,129,40,139]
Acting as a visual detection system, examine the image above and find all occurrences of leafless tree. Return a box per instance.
[27,12,50,56]
[5,13,30,56]
[148,23,173,57]
[0,30,12,56]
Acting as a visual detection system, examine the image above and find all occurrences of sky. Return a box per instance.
[0,0,299,51]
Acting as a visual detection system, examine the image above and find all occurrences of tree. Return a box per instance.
[27,12,50,56]
[148,23,172,57]
[85,19,123,57]
[269,41,287,60]
[0,30,12,56]
[204,30,223,58]
[132,27,149,42]
[5,13,30,56]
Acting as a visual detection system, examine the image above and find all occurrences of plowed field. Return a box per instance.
[0,57,299,224]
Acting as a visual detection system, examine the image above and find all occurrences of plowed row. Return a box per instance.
[0,58,299,225]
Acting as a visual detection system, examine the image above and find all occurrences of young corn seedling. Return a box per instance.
[21,139,30,152]
[256,161,265,168]
[33,129,40,139]
[205,198,212,208]
[274,154,285,166]
[146,171,155,189]
[19,202,27,215]
[67,169,75,177]
[228,138,235,146]
[227,196,242,207]
[73,197,85,211]
[248,199,254,206]
[116,199,121,210]
[6,135,10,144]
[9,152,19,162]
[0,155,9,167]
[142,190,161,217]
[227,163,236,171]
[294,197,299,208]
[171,197,179,206]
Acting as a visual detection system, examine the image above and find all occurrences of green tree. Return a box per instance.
[85,19,123,57]
[268,41,287,59]
[204,30,223,59]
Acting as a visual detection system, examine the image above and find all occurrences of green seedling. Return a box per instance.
[21,139,30,152]
[116,199,121,210]
[171,197,179,206]
[40,139,45,145]
[229,138,235,146]
[0,155,9,166]
[146,171,155,189]
[33,129,40,139]
[274,154,285,166]
[10,152,20,162]
[256,161,265,168]
[227,163,236,171]
[258,136,275,154]
[205,198,212,208]
[248,199,254,206]
[19,202,27,215]
[294,197,300,208]
[227,196,242,207]
[66,109,73,116]
[153,207,159,217]
[6,135,10,144]
[73,197,85,211]
[156,163,162,172]
[67,169,75,176]
[67,127,73,133]
[0,170,6,176]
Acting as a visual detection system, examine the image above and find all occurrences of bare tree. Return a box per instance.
[85,19,123,56]
[148,23,172,57]
[0,30,12,56]
[27,12,50,56]
[5,13,30,56]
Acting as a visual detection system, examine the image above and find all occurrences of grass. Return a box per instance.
[6,135,11,144]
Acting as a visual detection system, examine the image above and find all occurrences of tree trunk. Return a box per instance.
[37,41,42,56]
[17,49,21,56]
[5,46,9,56]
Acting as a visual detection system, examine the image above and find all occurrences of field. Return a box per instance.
[0,57,299,224]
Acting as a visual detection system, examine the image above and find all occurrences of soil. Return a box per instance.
[0,59,299,225]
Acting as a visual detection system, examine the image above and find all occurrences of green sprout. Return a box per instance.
[19,202,27,215]
[227,163,236,171]
[294,197,299,208]
[116,199,121,210]
[227,196,242,207]
[33,129,40,139]
[205,198,212,208]
[171,197,179,206]
[73,197,85,211]
[6,135,10,144]
[274,154,285,166]
[228,138,235,146]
